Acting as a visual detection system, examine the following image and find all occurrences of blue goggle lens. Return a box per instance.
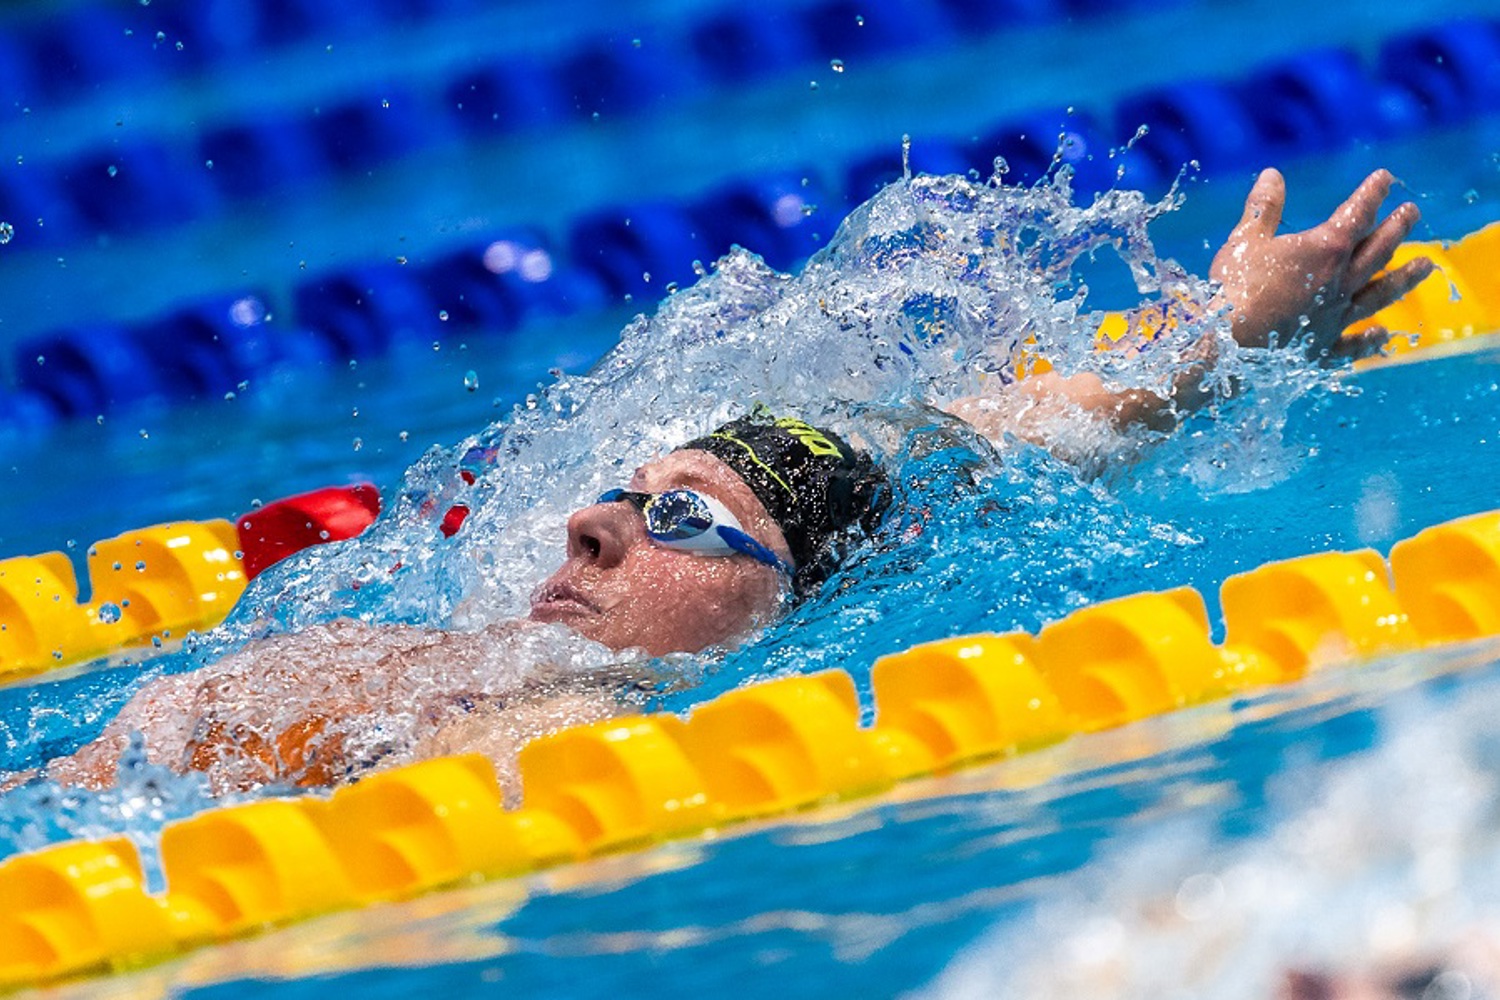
[596,487,789,575]
[642,490,712,540]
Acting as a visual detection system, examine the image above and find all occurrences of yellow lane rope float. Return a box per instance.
[4,506,1500,989]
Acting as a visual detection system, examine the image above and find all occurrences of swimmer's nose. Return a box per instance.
[565,501,637,568]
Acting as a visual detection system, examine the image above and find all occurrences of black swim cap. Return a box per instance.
[680,407,882,594]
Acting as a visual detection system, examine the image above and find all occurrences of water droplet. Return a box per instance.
[223,390,236,401]
[351,407,359,418]
[692,260,707,277]
[642,271,652,283]
[432,341,441,351]
[856,14,865,25]
[138,428,149,439]
[631,37,642,48]
[107,164,118,178]
[33,354,42,366]
[463,370,479,392]
[318,529,330,540]
[396,255,407,265]
[1464,188,1479,204]
[438,309,449,321]
[135,560,146,571]
[154,30,165,43]
[204,159,214,170]
[809,80,819,90]
[97,602,122,624]
[399,430,409,442]
[112,561,122,571]
[381,98,390,109]
[352,437,363,451]
[830,58,845,73]
[174,40,184,51]
[0,221,13,244]
[665,281,679,294]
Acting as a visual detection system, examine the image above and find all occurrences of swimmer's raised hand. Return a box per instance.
[1212,167,1434,361]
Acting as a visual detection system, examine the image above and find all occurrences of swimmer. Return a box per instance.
[45,410,878,798]
[34,166,1434,799]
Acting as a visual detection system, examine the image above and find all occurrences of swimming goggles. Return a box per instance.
[597,487,792,576]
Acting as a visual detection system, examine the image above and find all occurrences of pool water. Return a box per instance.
[2,0,1500,996]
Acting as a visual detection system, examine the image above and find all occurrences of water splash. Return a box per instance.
[0,733,215,882]
[1,174,1334,810]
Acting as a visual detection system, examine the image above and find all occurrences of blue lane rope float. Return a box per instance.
[3,9,1496,253]
[7,21,1500,435]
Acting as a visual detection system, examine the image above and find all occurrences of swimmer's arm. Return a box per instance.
[45,670,209,790]
[43,620,408,792]
[951,168,1435,441]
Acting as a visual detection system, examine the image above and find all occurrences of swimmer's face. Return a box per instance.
[529,449,793,656]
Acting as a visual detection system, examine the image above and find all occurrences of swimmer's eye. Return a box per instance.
[596,487,790,575]
[643,490,713,539]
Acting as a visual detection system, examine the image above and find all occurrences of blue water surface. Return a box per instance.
[3,0,1500,996]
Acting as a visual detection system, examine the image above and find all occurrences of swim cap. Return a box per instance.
[680,407,882,593]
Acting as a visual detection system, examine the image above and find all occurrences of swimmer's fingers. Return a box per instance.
[1327,168,1395,244]
[1347,256,1436,326]
[1349,200,1422,288]
[1324,324,1390,363]
[1234,167,1286,236]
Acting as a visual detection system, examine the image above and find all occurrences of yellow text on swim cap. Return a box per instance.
[774,418,843,458]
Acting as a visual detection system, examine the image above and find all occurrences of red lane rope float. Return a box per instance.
[0,484,382,683]
[236,484,381,580]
